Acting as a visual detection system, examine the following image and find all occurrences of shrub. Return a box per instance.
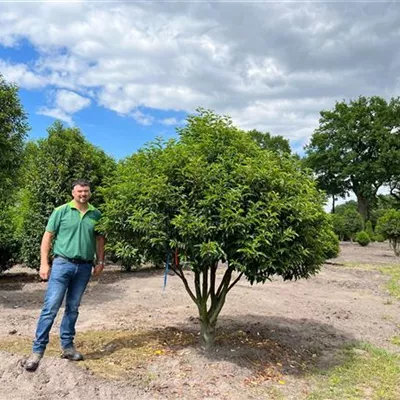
[332,207,363,241]
[376,209,400,256]
[0,204,21,273]
[355,231,370,246]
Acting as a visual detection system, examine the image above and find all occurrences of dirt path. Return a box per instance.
[0,242,399,399]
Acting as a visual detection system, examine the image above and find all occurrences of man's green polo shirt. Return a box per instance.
[46,201,102,261]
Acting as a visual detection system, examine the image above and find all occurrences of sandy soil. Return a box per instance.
[0,242,399,400]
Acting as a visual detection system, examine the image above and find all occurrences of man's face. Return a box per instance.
[72,184,91,204]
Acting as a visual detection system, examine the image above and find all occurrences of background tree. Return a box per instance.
[305,96,400,220]
[376,209,400,256]
[99,109,338,350]
[19,121,116,268]
[248,130,291,155]
[331,201,364,241]
[0,74,29,272]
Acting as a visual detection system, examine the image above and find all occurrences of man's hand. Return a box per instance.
[39,263,51,281]
[92,264,104,277]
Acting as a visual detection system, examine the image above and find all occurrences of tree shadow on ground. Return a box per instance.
[0,268,140,309]
[0,272,41,291]
[82,315,355,379]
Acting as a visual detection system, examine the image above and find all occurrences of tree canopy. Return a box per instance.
[248,129,291,155]
[0,74,29,196]
[0,74,29,272]
[305,96,400,220]
[99,109,338,349]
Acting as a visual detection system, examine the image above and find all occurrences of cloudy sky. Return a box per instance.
[0,1,399,159]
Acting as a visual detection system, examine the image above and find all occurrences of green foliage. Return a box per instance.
[305,96,400,220]
[100,109,337,348]
[321,228,340,259]
[248,130,291,155]
[19,121,116,268]
[0,74,29,197]
[332,202,363,241]
[0,74,29,272]
[0,203,21,272]
[355,231,370,247]
[376,209,400,256]
[365,220,375,242]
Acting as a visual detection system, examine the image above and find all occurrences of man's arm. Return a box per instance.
[93,235,105,276]
[40,231,54,280]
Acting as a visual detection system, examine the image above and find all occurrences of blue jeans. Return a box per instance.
[32,257,92,354]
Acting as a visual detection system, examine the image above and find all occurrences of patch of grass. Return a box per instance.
[380,266,400,299]
[307,343,400,400]
[340,263,400,300]
[391,336,400,346]
[341,262,381,270]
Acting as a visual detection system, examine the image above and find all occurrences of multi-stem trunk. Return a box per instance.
[172,260,243,352]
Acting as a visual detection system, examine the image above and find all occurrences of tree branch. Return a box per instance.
[202,265,208,302]
[216,267,233,298]
[227,271,243,293]
[173,264,198,306]
[209,262,217,301]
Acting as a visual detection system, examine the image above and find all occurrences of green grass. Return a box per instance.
[380,266,400,299]
[391,336,400,346]
[307,343,400,400]
[341,263,400,300]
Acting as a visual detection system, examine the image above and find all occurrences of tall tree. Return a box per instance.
[305,96,400,220]
[0,74,29,196]
[248,130,291,155]
[0,74,29,272]
[100,109,338,350]
[20,121,116,268]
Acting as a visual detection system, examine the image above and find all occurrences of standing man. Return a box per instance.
[25,179,105,372]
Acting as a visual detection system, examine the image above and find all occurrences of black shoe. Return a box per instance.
[24,353,43,372]
[61,346,84,361]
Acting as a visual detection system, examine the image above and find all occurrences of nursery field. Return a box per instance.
[0,242,399,400]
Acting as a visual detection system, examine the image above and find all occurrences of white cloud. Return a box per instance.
[37,89,91,125]
[37,107,72,125]
[55,90,91,114]
[160,117,178,126]
[0,2,399,144]
[0,60,45,89]
[131,110,154,126]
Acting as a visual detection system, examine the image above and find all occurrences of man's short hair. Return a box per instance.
[72,179,91,189]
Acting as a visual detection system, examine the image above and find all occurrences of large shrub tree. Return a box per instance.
[305,96,400,220]
[20,121,116,268]
[99,110,338,350]
[0,74,29,272]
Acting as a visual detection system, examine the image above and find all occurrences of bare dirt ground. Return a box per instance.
[0,242,399,400]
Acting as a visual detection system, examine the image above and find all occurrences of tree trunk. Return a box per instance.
[199,316,216,351]
[356,193,369,221]
[331,195,336,214]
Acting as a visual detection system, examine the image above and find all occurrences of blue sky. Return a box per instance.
[1,1,399,161]
[0,40,187,160]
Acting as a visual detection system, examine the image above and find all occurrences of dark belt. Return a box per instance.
[55,255,93,265]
